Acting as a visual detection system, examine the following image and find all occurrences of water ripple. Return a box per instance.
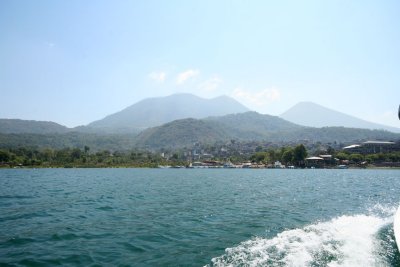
[0,169,399,266]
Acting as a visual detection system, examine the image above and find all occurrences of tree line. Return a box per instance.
[250,144,307,167]
[249,145,400,166]
[0,147,182,168]
[0,143,399,168]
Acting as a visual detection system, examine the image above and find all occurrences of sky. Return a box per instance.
[0,0,399,128]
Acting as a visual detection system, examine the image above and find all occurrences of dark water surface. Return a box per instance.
[0,168,399,266]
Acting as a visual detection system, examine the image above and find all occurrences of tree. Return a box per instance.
[388,152,400,162]
[267,149,279,162]
[336,152,348,160]
[0,150,10,162]
[326,146,335,155]
[251,152,267,163]
[349,153,363,163]
[41,148,54,162]
[293,144,307,166]
[282,149,294,165]
[71,148,82,160]
[365,154,377,163]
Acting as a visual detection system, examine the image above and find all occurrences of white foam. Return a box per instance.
[209,212,394,267]
[394,206,400,252]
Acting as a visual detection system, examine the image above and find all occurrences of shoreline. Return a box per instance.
[1,165,399,170]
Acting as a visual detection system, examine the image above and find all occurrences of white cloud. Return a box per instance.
[176,69,199,85]
[231,87,281,107]
[148,71,166,82]
[198,76,222,92]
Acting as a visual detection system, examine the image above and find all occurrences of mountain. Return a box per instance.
[87,93,249,132]
[0,119,70,134]
[206,111,302,136]
[134,118,230,149]
[0,132,136,151]
[1,112,399,151]
[135,112,400,149]
[134,112,299,148]
[280,102,400,133]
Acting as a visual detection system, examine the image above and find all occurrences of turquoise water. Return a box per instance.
[0,169,399,266]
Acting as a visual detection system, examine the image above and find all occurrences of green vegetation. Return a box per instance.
[0,142,399,168]
[0,132,137,151]
[249,144,307,166]
[135,118,229,149]
[1,112,399,151]
[0,119,69,134]
[329,151,400,164]
[0,147,186,168]
[135,113,400,149]
[249,144,400,168]
[0,111,399,169]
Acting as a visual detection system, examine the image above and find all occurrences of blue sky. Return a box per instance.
[0,0,399,128]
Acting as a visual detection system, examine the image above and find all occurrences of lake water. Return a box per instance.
[0,168,399,266]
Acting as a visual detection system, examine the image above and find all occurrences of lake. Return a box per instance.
[0,168,399,266]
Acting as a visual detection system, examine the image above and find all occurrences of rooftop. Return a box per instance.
[343,144,361,149]
[306,156,324,160]
[319,155,332,158]
[363,141,395,145]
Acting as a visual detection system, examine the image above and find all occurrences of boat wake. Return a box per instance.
[208,205,400,267]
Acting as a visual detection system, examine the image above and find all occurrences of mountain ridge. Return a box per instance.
[1,95,399,136]
[280,101,400,133]
[87,93,250,132]
[1,111,399,151]
[135,112,400,149]
[0,119,70,134]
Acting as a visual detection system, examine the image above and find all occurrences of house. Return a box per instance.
[274,161,285,168]
[305,156,324,168]
[319,154,337,165]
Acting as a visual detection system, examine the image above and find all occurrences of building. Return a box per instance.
[305,156,324,168]
[342,144,362,153]
[343,141,397,154]
[361,141,396,153]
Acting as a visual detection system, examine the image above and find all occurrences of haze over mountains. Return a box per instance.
[0,119,69,134]
[135,112,400,149]
[281,101,400,133]
[0,93,399,150]
[2,93,399,134]
[86,93,249,133]
[135,112,304,149]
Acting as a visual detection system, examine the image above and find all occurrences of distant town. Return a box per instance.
[1,139,399,169]
[1,94,399,169]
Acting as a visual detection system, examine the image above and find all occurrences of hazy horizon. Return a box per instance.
[1,1,399,128]
[1,93,400,133]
